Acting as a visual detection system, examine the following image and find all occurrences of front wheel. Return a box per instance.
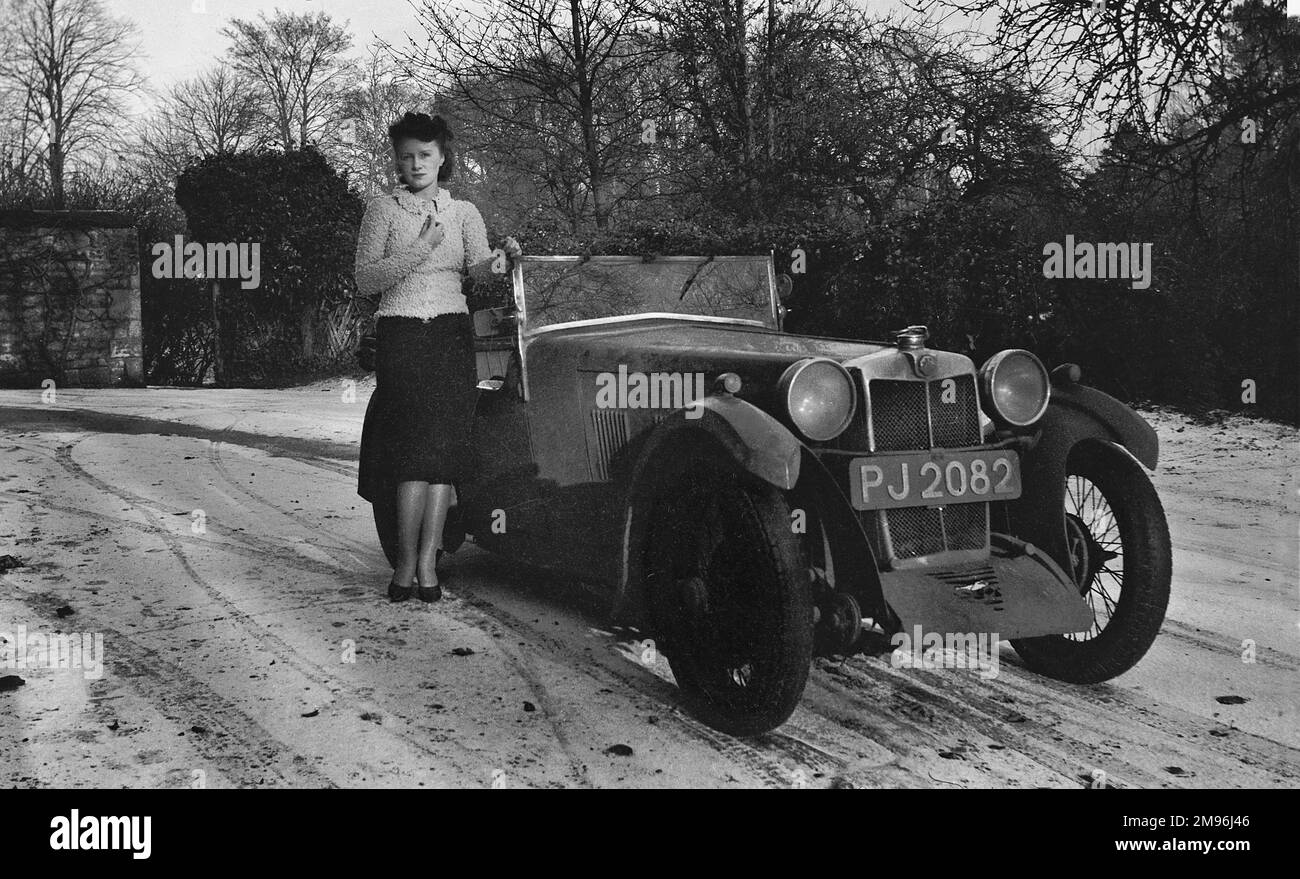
[645,459,814,736]
[1012,441,1171,683]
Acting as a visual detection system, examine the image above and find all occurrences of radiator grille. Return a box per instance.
[862,372,988,564]
[869,380,930,450]
[882,503,988,561]
[885,506,945,559]
[867,375,981,451]
[929,375,981,448]
[942,500,988,551]
[587,409,629,482]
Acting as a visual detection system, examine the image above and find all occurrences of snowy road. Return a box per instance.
[1,383,1296,788]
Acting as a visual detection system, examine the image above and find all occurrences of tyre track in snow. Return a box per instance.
[444,587,811,787]
[38,436,516,781]
[214,440,838,787]
[123,434,1300,788]
[205,439,377,567]
[6,401,1294,788]
[10,432,596,788]
[817,648,1299,787]
[11,589,338,787]
[200,438,594,787]
[1157,617,1298,673]
[809,658,1137,787]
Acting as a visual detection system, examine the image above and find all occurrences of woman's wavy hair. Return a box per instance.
[388,112,455,182]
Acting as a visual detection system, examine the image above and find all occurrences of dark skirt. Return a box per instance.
[357,313,478,503]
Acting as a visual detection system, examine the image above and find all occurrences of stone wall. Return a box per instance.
[0,211,143,388]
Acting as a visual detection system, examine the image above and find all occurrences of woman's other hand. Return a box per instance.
[418,215,445,249]
[501,236,522,270]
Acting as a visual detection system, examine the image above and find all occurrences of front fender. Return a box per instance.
[1005,384,1159,572]
[1051,382,1158,469]
[669,394,803,489]
[612,394,801,624]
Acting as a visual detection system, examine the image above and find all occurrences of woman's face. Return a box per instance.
[395,137,443,189]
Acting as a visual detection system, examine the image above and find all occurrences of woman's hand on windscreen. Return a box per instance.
[502,236,522,268]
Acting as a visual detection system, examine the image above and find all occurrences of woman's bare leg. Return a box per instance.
[416,483,455,587]
[394,480,429,586]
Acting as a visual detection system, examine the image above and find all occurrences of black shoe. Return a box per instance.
[388,578,414,602]
[416,548,447,602]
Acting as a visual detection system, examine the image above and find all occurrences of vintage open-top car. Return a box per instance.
[366,254,1172,735]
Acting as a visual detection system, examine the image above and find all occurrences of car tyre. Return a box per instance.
[1011,441,1171,683]
[645,453,814,736]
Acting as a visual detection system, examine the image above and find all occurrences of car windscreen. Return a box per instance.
[515,256,777,334]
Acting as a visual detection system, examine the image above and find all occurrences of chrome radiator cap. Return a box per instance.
[895,325,930,350]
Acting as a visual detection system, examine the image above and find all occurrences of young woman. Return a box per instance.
[355,112,521,602]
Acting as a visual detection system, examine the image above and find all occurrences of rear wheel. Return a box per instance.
[1012,441,1171,683]
[645,457,814,736]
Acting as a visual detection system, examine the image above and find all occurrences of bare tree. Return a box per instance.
[167,65,267,156]
[392,0,665,231]
[0,113,49,201]
[912,0,1300,161]
[221,10,355,152]
[337,45,432,197]
[134,65,267,187]
[133,109,192,187]
[0,0,142,207]
[640,1,997,217]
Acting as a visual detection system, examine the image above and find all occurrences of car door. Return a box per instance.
[462,344,556,559]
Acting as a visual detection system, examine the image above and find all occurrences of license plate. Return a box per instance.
[849,449,1022,510]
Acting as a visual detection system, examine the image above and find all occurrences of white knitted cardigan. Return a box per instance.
[354,185,494,319]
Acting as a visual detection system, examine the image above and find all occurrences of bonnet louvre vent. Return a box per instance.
[587,408,630,481]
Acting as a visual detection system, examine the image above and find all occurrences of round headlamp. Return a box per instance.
[779,358,856,442]
[979,349,1051,427]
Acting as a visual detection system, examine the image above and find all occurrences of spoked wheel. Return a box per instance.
[1063,500,1118,640]
[1012,441,1171,683]
[646,460,814,736]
